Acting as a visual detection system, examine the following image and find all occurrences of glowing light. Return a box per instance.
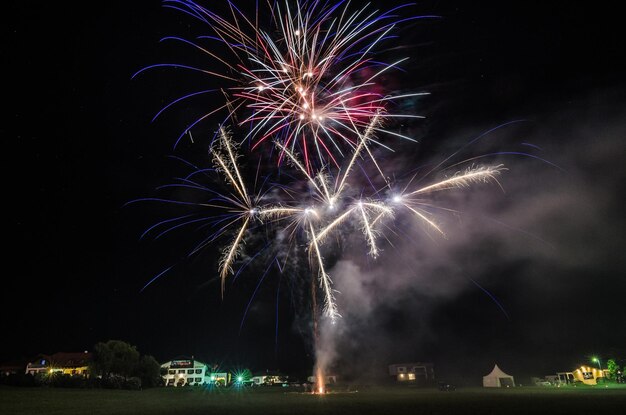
[315,367,326,395]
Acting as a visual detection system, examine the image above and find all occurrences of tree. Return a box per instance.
[135,355,162,388]
[90,342,114,379]
[108,341,140,379]
[90,340,139,380]
[89,340,164,389]
[606,359,620,380]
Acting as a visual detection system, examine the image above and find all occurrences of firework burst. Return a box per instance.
[133,0,436,171]
[132,0,511,395]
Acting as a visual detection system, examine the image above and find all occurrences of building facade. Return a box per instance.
[161,358,229,387]
[388,362,435,384]
[552,366,608,385]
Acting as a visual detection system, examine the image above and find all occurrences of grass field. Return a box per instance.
[2,384,626,415]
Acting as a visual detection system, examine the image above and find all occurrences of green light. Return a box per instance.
[591,356,603,371]
[237,376,243,382]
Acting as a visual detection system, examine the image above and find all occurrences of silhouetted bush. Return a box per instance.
[50,373,87,388]
[103,374,125,389]
[0,373,37,387]
[124,377,142,390]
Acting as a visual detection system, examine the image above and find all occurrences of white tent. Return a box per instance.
[483,364,515,387]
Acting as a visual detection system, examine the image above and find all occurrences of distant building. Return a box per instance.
[161,358,229,387]
[252,370,289,386]
[555,372,575,385]
[25,351,92,376]
[557,366,607,385]
[251,374,266,385]
[388,362,435,384]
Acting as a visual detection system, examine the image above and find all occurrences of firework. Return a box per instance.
[133,0,434,171]
[133,0,509,395]
[134,126,505,355]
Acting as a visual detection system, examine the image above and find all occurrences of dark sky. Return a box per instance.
[5,1,626,383]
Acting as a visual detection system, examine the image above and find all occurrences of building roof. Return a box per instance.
[27,352,92,368]
[251,370,287,377]
[50,352,92,367]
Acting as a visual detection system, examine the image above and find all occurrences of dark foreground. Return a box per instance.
[2,384,626,415]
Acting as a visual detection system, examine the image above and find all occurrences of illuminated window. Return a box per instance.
[178,370,185,374]
[195,369,202,374]
[187,369,194,374]
[195,378,202,382]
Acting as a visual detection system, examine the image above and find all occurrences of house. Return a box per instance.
[571,365,607,385]
[252,370,289,386]
[550,366,608,386]
[388,362,435,384]
[25,351,92,376]
[161,358,230,387]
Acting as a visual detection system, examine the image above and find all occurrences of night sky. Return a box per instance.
[5,1,625,383]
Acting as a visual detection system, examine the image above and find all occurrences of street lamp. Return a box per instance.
[592,357,602,371]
